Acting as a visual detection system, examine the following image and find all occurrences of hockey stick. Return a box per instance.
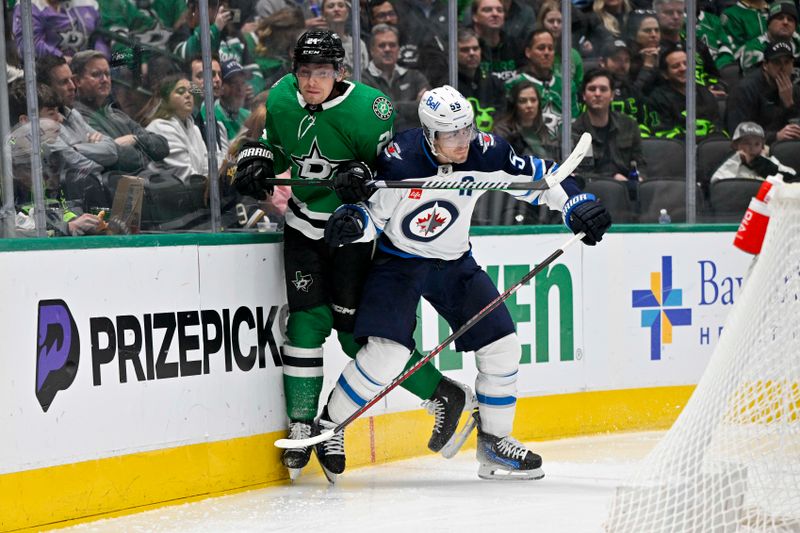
[262,133,592,192]
[274,230,586,449]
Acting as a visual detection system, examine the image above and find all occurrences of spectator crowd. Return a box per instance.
[5,0,800,234]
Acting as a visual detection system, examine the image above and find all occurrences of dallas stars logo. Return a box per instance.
[59,27,87,51]
[373,97,393,120]
[291,271,313,292]
[290,138,347,180]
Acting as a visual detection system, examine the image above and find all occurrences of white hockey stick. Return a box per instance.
[274,231,587,450]
[261,133,593,192]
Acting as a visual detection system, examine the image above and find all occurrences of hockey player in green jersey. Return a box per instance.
[233,29,474,483]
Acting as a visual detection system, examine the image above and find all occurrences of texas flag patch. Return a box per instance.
[408,188,423,199]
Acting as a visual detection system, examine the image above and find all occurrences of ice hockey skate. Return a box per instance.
[422,376,477,456]
[282,421,313,482]
[476,415,544,480]
[314,409,345,484]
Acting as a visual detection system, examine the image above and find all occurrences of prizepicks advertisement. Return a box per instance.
[1,245,287,472]
[1,233,750,472]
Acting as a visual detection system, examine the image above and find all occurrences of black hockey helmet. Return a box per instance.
[293,29,345,71]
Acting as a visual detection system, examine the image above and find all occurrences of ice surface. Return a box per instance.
[59,431,663,533]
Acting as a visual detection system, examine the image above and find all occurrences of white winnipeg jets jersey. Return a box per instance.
[356,129,578,260]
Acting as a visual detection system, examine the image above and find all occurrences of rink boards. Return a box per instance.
[0,227,750,531]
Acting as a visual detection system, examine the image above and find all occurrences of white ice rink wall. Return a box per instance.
[0,227,751,530]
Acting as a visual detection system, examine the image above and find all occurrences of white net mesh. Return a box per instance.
[606,183,800,533]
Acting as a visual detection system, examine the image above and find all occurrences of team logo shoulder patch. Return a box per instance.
[373,96,393,120]
[477,132,496,153]
[384,141,402,159]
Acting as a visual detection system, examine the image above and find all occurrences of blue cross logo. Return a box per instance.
[632,256,692,360]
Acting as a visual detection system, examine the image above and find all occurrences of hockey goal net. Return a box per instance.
[606,183,800,533]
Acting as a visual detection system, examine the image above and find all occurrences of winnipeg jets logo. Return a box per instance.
[417,208,448,235]
[384,142,402,160]
[401,200,459,242]
[290,138,346,179]
[291,271,313,292]
[477,133,495,154]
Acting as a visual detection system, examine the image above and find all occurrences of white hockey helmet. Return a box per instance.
[418,85,475,154]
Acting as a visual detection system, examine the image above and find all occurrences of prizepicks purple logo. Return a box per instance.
[36,299,80,412]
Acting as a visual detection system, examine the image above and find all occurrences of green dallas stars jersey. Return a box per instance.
[260,74,395,240]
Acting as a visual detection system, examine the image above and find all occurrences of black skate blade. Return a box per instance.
[477,464,545,481]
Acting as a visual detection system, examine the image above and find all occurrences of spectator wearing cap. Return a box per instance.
[572,68,647,185]
[599,39,655,134]
[456,28,506,133]
[72,50,170,174]
[739,0,800,73]
[721,0,768,58]
[711,121,797,182]
[647,44,723,139]
[726,40,800,144]
[215,59,252,140]
[361,25,429,132]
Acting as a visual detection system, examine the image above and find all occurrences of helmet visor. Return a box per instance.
[434,124,477,148]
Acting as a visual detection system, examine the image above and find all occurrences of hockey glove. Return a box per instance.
[324,204,368,247]
[747,155,780,179]
[233,141,275,200]
[333,160,376,203]
[563,193,612,246]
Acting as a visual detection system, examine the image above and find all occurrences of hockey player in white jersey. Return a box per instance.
[320,85,611,479]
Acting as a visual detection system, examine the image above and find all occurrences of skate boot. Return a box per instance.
[282,420,313,482]
[422,376,477,455]
[314,408,345,484]
[476,427,544,480]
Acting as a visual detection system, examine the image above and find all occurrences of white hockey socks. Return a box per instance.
[474,333,521,437]
[327,337,412,424]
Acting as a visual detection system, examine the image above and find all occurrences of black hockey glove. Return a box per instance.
[233,141,275,200]
[333,160,376,203]
[746,155,780,179]
[563,193,612,246]
[324,205,368,247]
